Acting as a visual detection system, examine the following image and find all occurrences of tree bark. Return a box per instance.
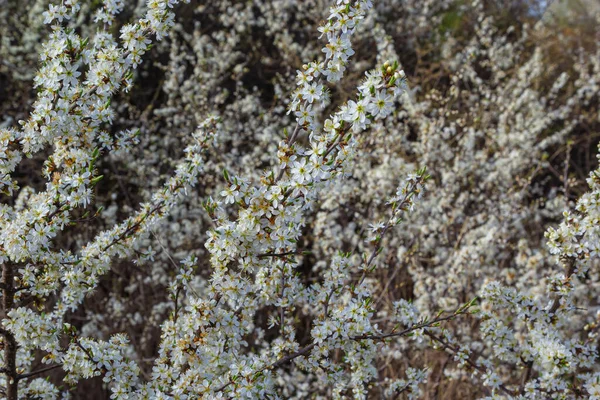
[1,262,18,400]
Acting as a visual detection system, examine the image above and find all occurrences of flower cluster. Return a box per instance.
[1,0,600,398]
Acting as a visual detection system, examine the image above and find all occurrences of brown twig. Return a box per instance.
[1,262,18,400]
[17,364,62,381]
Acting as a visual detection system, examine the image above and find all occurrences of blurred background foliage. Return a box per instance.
[1,0,600,397]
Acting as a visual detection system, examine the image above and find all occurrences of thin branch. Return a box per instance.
[519,360,534,394]
[425,331,516,397]
[257,251,304,258]
[275,123,302,182]
[215,305,473,395]
[351,312,468,341]
[1,261,18,400]
[17,364,62,381]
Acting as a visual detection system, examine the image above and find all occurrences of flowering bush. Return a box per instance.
[1,0,600,398]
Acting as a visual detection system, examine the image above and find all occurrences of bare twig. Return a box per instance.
[17,364,62,381]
